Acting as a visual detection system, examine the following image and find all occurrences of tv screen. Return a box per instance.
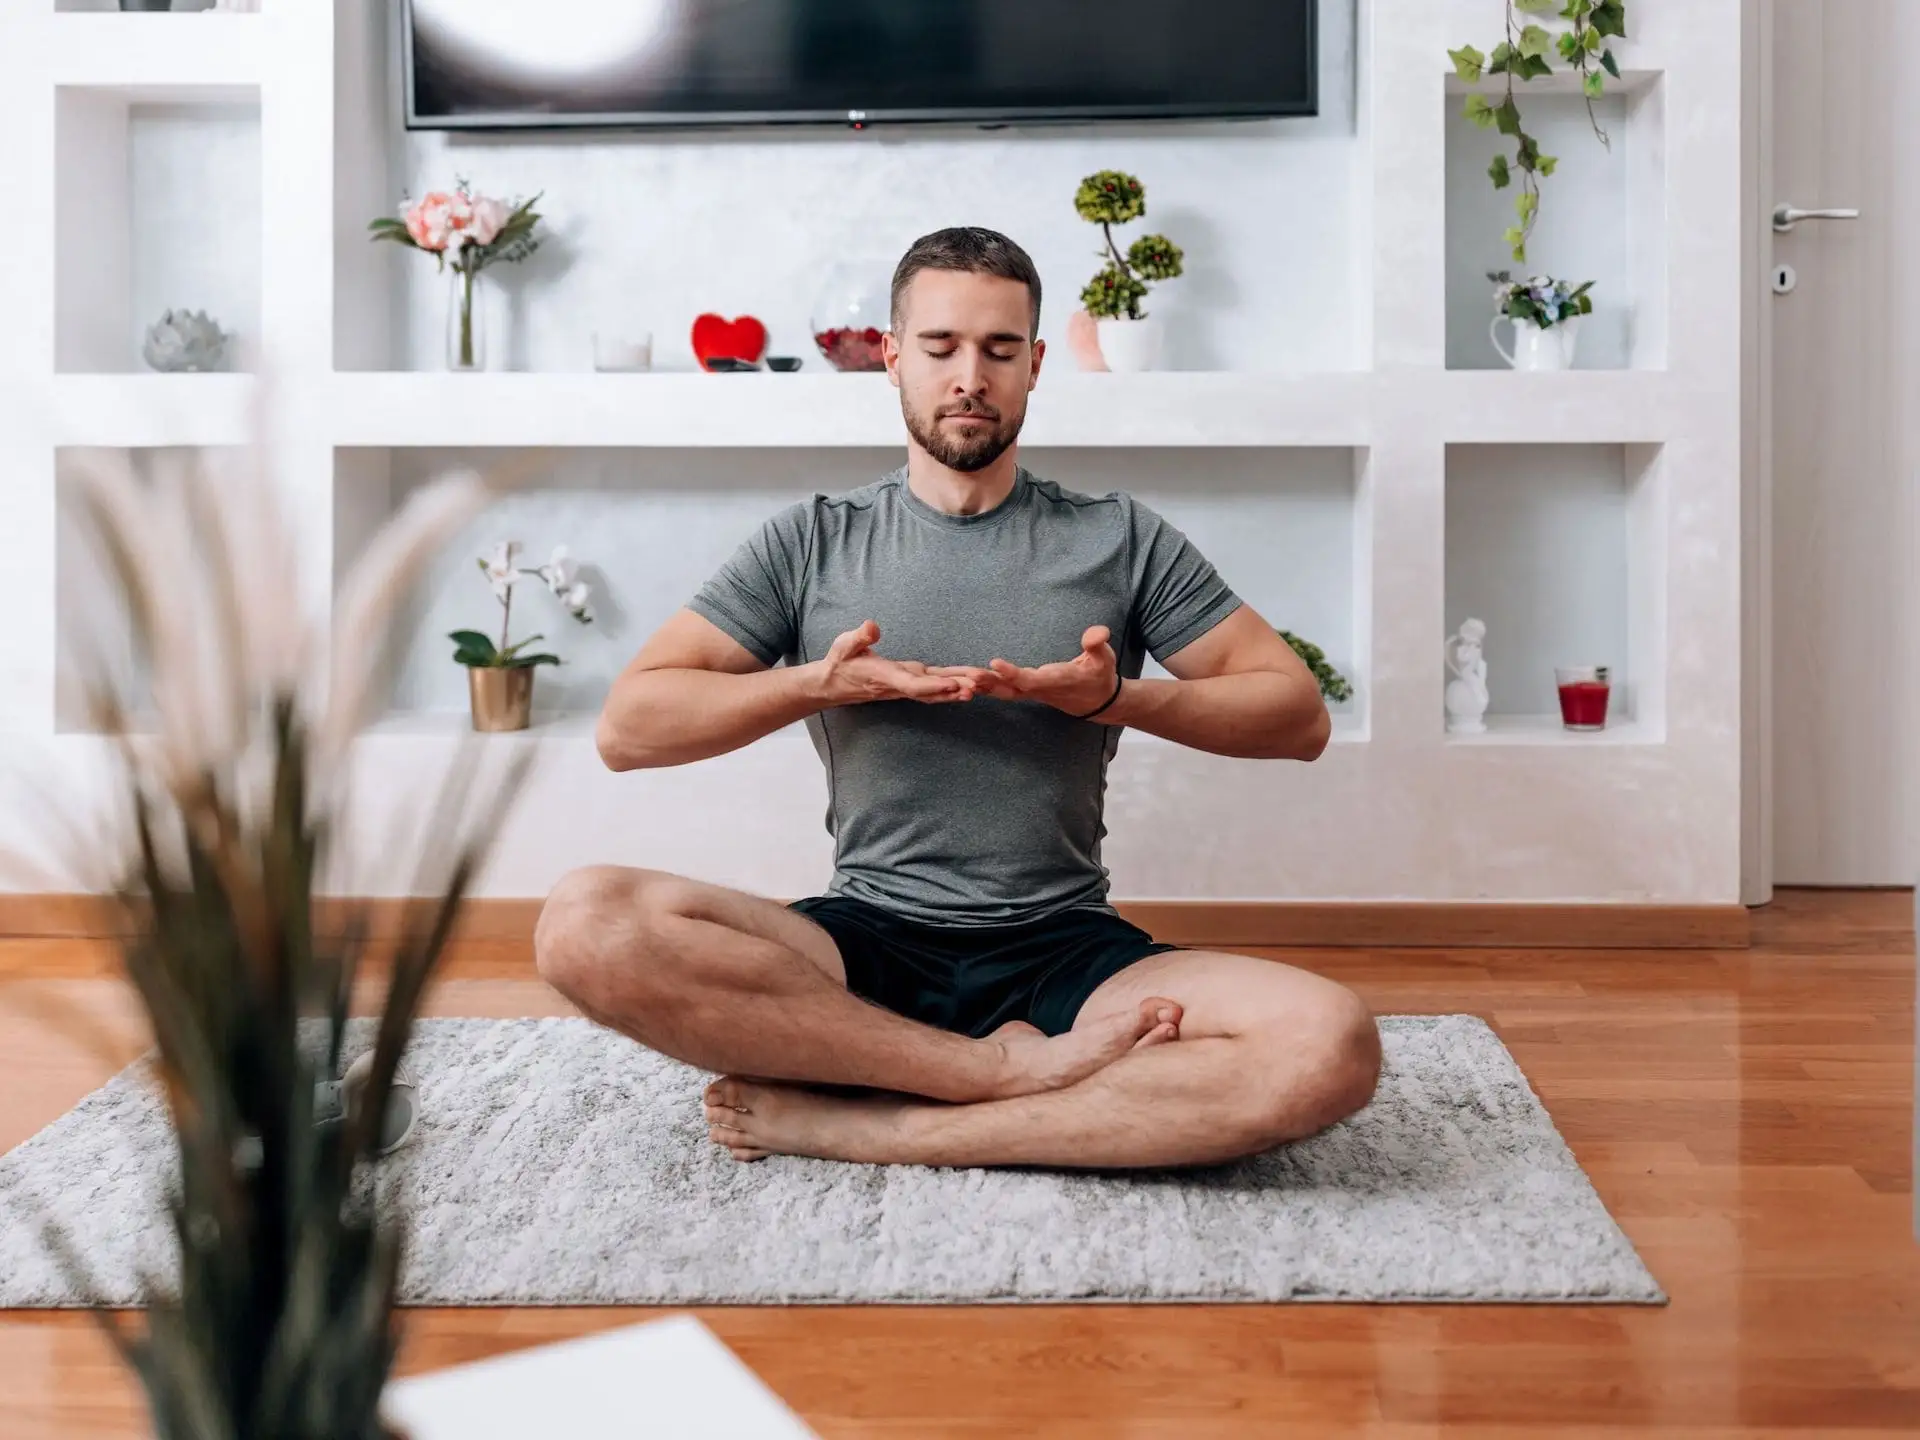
[403,0,1318,131]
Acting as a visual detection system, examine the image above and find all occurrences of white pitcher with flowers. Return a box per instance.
[1488,271,1593,372]
[370,179,543,371]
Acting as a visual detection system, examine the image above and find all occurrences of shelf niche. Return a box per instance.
[55,85,261,374]
[53,445,246,734]
[1444,72,1667,372]
[337,445,1370,735]
[1443,442,1666,742]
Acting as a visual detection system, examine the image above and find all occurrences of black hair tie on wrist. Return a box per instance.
[1072,672,1125,722]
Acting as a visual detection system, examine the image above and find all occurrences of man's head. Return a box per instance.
[885,227,1045,474]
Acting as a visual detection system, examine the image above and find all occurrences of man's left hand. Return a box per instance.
[930,625,1120,716]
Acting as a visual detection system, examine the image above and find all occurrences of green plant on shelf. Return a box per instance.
[1449,0,1628,264]
[1280,629,1353,703]
[1490,270,1594,329]
[1073,170,1185,321]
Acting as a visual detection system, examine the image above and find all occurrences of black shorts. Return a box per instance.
[786,893,1182,1039]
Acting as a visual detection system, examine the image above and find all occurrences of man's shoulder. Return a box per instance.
[757,472,898,533]
[1022,469,1131,514]
[1020,472,1146,539]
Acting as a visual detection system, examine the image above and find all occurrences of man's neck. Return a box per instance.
[903,447,1021,517]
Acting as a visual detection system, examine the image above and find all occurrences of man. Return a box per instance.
[535,227,1381,1170]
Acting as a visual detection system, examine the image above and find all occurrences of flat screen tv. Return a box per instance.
[403,0,1318,131]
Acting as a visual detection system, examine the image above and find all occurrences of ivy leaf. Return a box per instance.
[1448,44,1485,81]
[1591,0,1627,38]
[1584,69,1606,98]
[1488,40,1512,74]
[1488,154,1511,189]
[1583,24,1603,51]
[1600,48,1621,79]
[1515,190,1539,223]
[1516,133,1542,171]
[1517,52,1554,79]
[1514,0,1556,11]
[1557,31,1580,61]
[1518,24,1553,59]
[1464,93,1497,128]
[1504,226,1529,262]
[1539,153,1559,176]
[1494,97,1523,136]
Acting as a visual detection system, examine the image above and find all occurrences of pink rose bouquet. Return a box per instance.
[370,178,542,369]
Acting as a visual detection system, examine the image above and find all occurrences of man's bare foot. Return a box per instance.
[699,1001,1182,1163]
[704,1078,908,1163]
[989,998,1180,1098]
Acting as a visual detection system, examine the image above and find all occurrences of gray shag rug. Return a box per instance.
[0,1015,1662,1307]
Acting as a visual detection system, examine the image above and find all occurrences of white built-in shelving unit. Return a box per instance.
[0,1,1744,904]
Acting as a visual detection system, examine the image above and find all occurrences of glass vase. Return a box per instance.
[447,263,486,372]
[809,260,892,372]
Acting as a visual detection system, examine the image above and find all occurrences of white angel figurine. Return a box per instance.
[1444,618,1490,734]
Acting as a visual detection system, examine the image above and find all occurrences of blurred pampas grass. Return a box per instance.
[8,389,541,1440]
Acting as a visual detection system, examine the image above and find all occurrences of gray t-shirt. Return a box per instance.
[687,464,1242,927]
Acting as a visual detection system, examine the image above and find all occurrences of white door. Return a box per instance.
[1757,0,1920,890]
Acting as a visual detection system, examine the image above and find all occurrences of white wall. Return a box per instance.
[0,0,1751,908]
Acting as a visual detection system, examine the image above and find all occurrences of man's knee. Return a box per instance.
[1243,991,1381,1148]
[534,865,690,1009]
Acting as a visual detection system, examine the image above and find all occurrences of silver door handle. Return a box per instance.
[1773,204,1860,232]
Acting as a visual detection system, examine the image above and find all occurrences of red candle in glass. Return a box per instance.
[1555,666,1611,730]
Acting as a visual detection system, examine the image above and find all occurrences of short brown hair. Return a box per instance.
[890,227,1042,341]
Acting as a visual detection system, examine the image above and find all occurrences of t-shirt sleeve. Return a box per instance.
[1128,497,1244,663]
[686,501,811,667]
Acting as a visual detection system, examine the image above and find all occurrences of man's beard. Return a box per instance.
[903,396,1025,473]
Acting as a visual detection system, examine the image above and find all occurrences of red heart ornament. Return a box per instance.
[690,313,768,370]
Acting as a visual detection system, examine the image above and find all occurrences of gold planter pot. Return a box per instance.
[467,665,534,732]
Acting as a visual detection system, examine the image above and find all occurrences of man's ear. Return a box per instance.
[1028,336,1045,389]
[882,330,901,389]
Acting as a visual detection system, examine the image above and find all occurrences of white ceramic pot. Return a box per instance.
[1096,315,1164,372]
[1490,312,1581,371]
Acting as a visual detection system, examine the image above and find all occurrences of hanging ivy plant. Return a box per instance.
[1449,0,1627,264]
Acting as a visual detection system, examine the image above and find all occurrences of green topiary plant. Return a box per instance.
[1074,170,1185,321]
[1449,0,1628,264]
[1280,630,1352,704]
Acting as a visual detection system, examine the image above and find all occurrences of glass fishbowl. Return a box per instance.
[810,261,891,372]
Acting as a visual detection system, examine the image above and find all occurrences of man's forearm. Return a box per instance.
[1095,671,1330,759]
[597,664,826,770]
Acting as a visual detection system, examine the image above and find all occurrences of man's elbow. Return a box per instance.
[1283,699,1332,762]
[595,713,651,772]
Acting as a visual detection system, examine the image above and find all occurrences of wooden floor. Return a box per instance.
[1,889,1916,1437]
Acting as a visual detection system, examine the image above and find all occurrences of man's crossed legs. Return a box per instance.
[534,866,1382,1170]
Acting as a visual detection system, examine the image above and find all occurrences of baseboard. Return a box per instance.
[0,894,1752,949]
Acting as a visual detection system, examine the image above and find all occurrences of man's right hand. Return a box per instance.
[814,620,980,707]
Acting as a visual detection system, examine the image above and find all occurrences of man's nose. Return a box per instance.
[951,349,990,395]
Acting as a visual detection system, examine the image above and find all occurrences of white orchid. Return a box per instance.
[481,540,524,604]
[538,544,577,596]
[458,538,595,674]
